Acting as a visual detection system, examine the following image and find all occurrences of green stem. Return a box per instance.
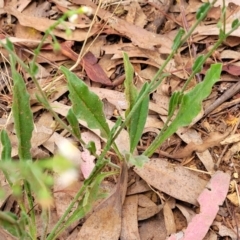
[22,181,36,239]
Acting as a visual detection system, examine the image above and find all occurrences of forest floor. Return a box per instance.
[1,0,240,239]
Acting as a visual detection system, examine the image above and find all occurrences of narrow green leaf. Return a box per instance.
[66,108,81,139]
[0,130,11,161]
[129,83,149,153]
[10,55,34,160]
[145,63,222,157]
[192,55,204,73]
[172,28,185,51]
[6,38,14,51]
[61,67,110,139]
[0,130,12,185]
[123,52,138,117]
[123,53,149,152]
[168,91,183,117]
[196,2,210,20]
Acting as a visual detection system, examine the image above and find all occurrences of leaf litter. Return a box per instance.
[1,0,240,239]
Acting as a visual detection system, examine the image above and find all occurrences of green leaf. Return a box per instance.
[123,53,149,152]
[129,83,149,153]
[168,91,183,117]
[66,108,81,139]
[145,63,222,157]
[0,211,21,238]
[196,2,210,20]
[192,55,204,73]
[219,28,225,39]
[10,55,34,160]
[0,130,11,161]
[29,61,38,76]
[61,66,110,139]
[123,52,138,117]
[172,28,185,51]
[232,19,240,29]
[85,141,96,155]
[6,38,14,51]
[125,152,149,167]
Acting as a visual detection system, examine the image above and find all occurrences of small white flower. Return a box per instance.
[57,138,81,165]
[82,6,93,16]
[68,14,78,23]
[57,168,79,188]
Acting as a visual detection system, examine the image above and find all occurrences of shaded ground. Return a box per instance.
[1,0,240,239]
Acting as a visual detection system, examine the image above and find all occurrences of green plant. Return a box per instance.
[0,1,239,239]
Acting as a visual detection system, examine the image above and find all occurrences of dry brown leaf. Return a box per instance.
[227,192,239,206]
[36,50,68,63]
[137,194,163,220]
[125,2,147,28]
[4,6,98,41]
[220,50,240,60]
[221,133,240,145]
[139,212,168,240]
[138,194,157,208]
[160,131,230,160]
[120,195,140,240]
[213,221,238,240]
[8,124,52,157]
[176,204,196,224]
[157,119,215,172]
[134,158,207,205]
[72,0,172,53]
[210,0,240,7]
[163,202,176,235]
[138,204,162,221]
[195,24,240,38]
[6,0,31,12]
[203,231,218,240]
[127,179,151,195]
[60,41,113,85]
[22,1,52,18]
[77,162,128,239]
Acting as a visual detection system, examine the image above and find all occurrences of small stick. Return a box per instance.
[204,80,240,116]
